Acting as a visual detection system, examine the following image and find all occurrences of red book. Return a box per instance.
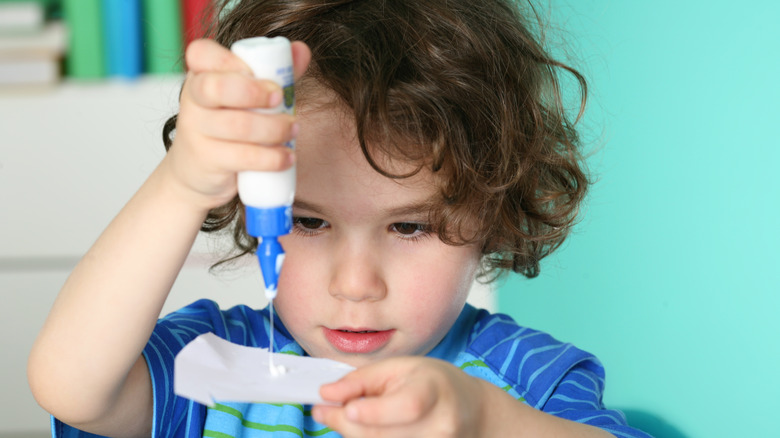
[181,0,212,46]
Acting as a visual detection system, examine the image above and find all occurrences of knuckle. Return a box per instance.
[401,396,426,419]
[202,75,225,103]
[247,82,269,106]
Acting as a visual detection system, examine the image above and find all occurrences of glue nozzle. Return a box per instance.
[245,205,292,301]
[258,237,284,300]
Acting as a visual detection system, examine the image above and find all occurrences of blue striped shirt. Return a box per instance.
[52,299,651,438]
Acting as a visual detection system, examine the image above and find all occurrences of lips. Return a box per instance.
[323,327,395,354]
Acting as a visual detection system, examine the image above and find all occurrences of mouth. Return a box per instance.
[323,327,395,354]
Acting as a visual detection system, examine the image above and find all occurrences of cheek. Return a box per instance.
[273,242,324,331]
[397,246,480,326]
[411,245,480,295]
[277,235,320,294]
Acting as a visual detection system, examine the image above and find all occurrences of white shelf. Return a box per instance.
[1,76,184,259]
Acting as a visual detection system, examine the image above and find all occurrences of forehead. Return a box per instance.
[295,95,437,216]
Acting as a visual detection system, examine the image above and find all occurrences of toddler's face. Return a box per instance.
[274,98,481,368]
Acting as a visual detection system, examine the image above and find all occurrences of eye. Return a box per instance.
[296,217,325,229]
[390,222,431,240]
[393,222,422,235]
[293,217,328,235]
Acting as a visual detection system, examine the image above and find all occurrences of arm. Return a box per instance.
[313,357,643,438]
[474,374,616,437]
[27,39,311,438]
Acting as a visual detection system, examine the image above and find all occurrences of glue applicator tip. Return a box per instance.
[258,235,285,301]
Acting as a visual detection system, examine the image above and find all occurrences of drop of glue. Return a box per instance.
[268,298,288,377]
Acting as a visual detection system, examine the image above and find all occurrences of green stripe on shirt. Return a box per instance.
[210,403,335,437]
[211,403,304,437]
[459,359,489,370]
[204,430,235,438]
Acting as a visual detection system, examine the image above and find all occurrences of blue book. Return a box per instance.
[102,0,143,78]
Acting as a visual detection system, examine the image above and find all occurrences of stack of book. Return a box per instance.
[64,0,181,80]
[63,0,212,80]
[0,2,67,87]
[1,0,213,84]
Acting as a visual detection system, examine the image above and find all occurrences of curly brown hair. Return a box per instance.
[162,0,588,280]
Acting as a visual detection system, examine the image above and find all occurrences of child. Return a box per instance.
[28,1,651,437]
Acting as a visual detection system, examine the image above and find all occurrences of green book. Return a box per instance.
[62,0,104,79]
[142,0,183,74]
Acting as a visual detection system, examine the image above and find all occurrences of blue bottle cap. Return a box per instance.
[244,205,292,238]
[245,205,292,299]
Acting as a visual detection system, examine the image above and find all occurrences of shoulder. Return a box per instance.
[462,309,605,409]
[157,299,261,341]
[153,299,296,349]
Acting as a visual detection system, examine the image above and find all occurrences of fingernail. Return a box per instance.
[311,407,323,423]
[345,403,360,421]
[268,90,283,107]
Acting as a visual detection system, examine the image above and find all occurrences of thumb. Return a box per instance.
[319,358,435,426]
[342,380,435,426]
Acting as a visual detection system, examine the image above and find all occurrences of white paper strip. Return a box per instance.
[174,332,355,406]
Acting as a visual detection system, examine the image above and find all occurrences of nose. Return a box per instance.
[328,238,387,302]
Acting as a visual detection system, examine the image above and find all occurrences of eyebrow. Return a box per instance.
[293,199,434,218]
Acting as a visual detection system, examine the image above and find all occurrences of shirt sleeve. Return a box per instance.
[540,359,655,438]
[462,309,654,438]
[142,299,230,438]
[51,299,224,438]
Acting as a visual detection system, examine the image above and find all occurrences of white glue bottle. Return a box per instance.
[230,36,295,301]
[231,37,294,376]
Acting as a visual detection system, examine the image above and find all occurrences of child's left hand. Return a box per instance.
[312,357,486,438]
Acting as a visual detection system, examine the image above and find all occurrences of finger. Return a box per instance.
[319,360,434,426]
[311,404,338,425]
[314,405,419,438]
[312,405,371,438]
[312,406,350,437]
[187,38,311,78]
[185,38,253,74]
[184,70,282,109]
[290,41,312,80]
[343,382,435,426]
[320,373,373,404]
[320,359,418,404]
[207,141,294,173]
[196,109,296,145]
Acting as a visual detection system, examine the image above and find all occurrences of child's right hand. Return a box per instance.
[163,38,311,211]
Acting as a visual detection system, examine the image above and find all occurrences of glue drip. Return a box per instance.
[268,298,287,377]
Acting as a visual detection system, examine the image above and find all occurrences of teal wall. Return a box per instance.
[498,2,780,437]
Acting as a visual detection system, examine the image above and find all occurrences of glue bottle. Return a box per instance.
[230,37,295,301]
